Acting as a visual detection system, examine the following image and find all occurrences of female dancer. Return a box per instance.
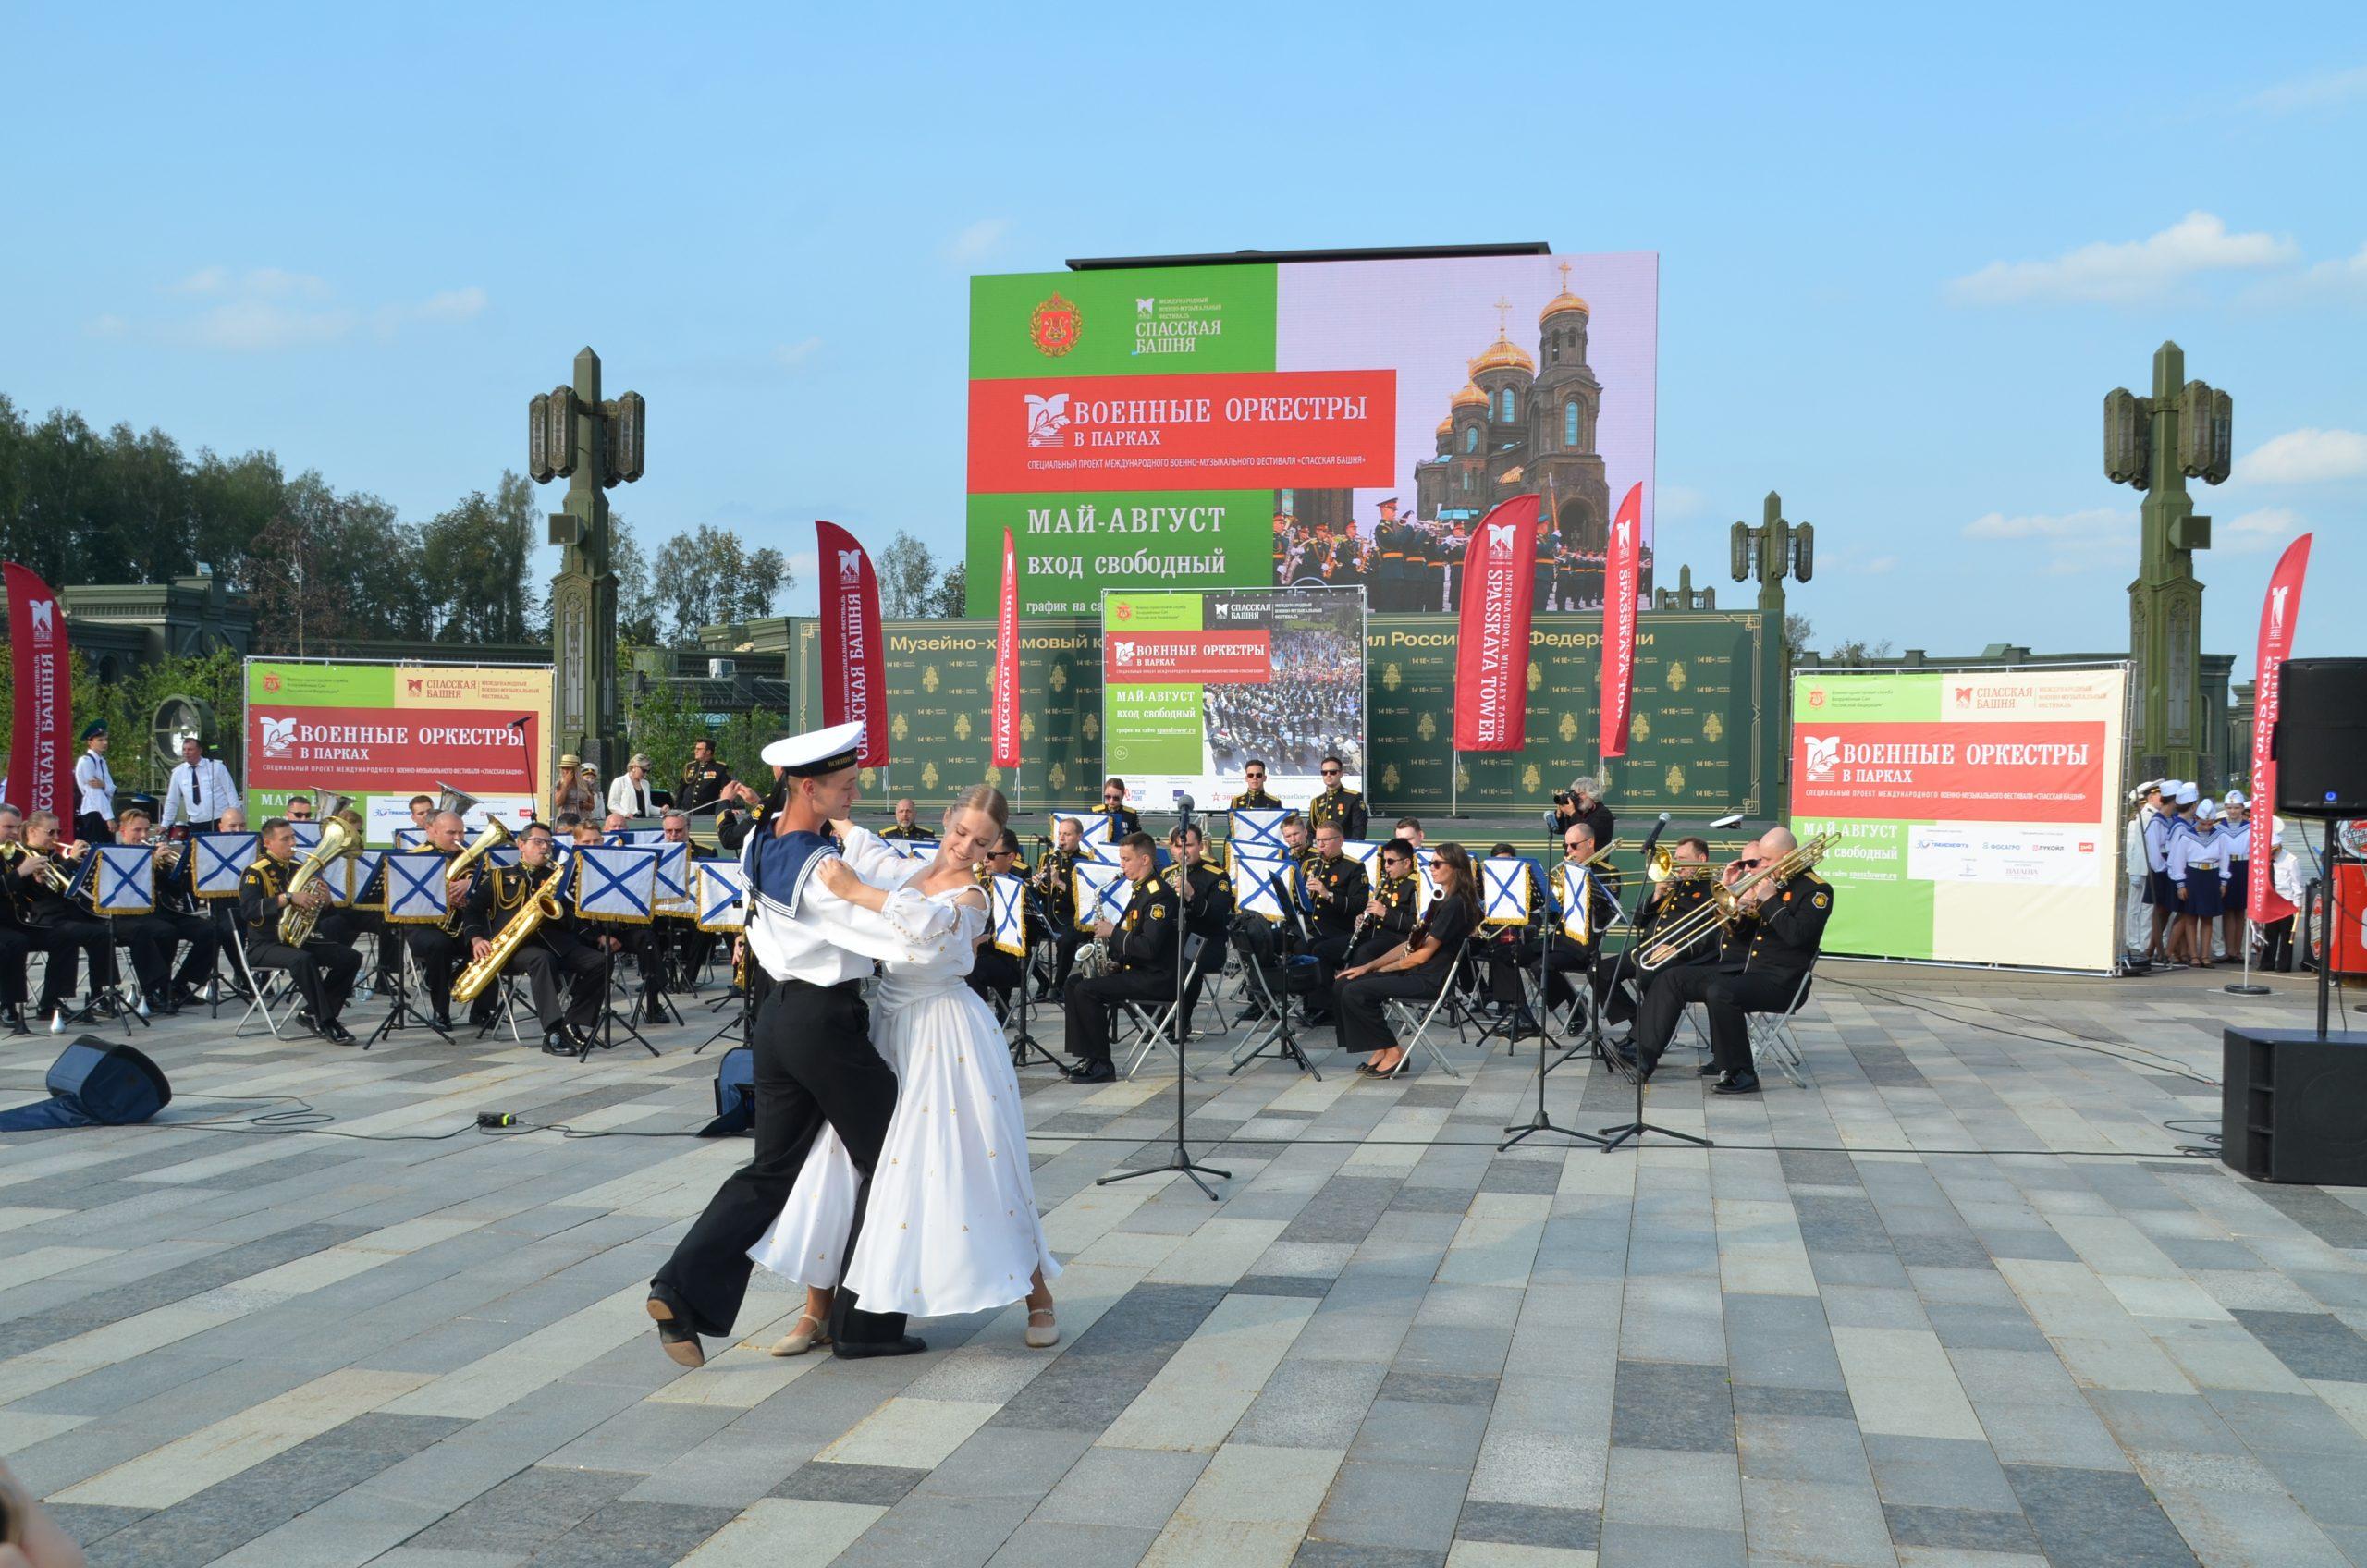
[750,784,1061,1353]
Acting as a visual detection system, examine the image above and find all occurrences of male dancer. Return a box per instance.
[647,721,924,1367]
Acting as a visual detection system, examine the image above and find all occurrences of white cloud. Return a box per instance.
[1861,555,1898,575]
[1944,212,2296,305]
[2247,63,2367,114]
[2245,239,2367,305]
[2225,507,2305,552]
[86,313,129,338]
[1656,484,1706,520]
[944,217,1012,265]
[412,286,487,323]
[122,269,486,352]
[773,337,824,369]
[1964,506,2137,572]
[185,299,359,351]
[2240,427,2367,484]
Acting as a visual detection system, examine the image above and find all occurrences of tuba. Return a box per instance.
[278,791,365,943]
[452,864,563,1004]
[431,784,513,933]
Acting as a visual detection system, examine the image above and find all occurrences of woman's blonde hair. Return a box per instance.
[945,783,1011,831]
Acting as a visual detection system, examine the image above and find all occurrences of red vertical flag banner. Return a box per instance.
[4,563,75,839]
[2247,533,2312,923]
[1598,483,1645,759]
[991,527,1022,768]
[815,521,889,768]
[1452,494,1542,753]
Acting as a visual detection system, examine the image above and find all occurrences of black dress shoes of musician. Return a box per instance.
[1510,1011,1543,1039]
[296,1008,323,1036]
[542,1024,580,1056]
[1610,1042,1650,1079]
[2,1004,28,1035]
[644,1281,705,1368]
[171,980,206,1011]
[832,1333,928,1360]
[1697,1060,1724,1077]
[144,987,177,1016]
[1712,1071,1761,1095]
[644,994,668,1025]
[1064,1058,1116,1084]
[431,1011,455,1034]
[323,1019,356,1046]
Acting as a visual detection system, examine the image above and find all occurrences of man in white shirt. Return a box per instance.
[159,737,240,832]
[608,753,656,819]
[73,721,117,843]
[646,720,922,1369]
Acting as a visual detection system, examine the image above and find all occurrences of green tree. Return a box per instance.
[928,559,968,618]
[420,471,537,644]
[875,531,941,619]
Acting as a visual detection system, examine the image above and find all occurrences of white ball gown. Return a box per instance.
[749,860,1060,1318]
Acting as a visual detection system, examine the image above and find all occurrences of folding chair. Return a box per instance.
[1378,949,1469,1079]
[227,924,304,1040]
[1746,968,1815,1087]
[1120,937,1213,1080]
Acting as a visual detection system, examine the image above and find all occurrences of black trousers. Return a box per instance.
[968,945,1022,1016]
[1063,966,1175,1062]
[2261,915,2296,972]
[511,937,607,1032]
[406,927,463,1014]
[73,812,114,846]
[1042,928,1084,993]
[246,935,362,1023]
[1633,965,1805,1077]
[0,926,29,1007]
[324,908,404,986]
[122,909,218,996]
[1489,937,1589,1013]
[1335,964,1450,1055]
[653,979,907,1343]
[1179,927,1225,1032]
[34,918,114,1010]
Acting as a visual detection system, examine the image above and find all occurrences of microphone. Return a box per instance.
[1637,810,1673,860]
[1710,812,1745,829]
[1542,808,1560,831]
[1174,794,1195,815]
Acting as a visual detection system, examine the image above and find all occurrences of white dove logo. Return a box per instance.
[259,716,298,757]
[1136,297,1154,315]
[1485,522,1516,550]
[2270,584,2288,637]
[1024,392,1072,447]
[1110,639,1134,666]
[839,549,863,584]
[1804,734,1841,782]
[28,599,54,639]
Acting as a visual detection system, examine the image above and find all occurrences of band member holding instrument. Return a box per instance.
[115,807,217,1014]
[240,816,362,1043]
[463,823,605,1053]
[1308,755,1368,839]
[404,810,475,1032]
[1350,838,1421,967]
[15,810,111,1024]
[1597,835,1719,1031]
[1034,815,1086,998]
[1229,760,1282,811]
[1089,778,1142,839]
[1060,832,1175,1084]
[0,805,36,1033]
[1278,813,1315,872]
[1333,843,1480,1078]
[1302,821,1367,970]
[1618,827,1832,1095]
[1166,822,1233,1036]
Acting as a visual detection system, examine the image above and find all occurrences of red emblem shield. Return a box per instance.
[1030,293,1081,358]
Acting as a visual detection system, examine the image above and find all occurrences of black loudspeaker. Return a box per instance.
[698,1045,754,1137]
[2222,1027,2367,1185]
[0,1037,174,1132]
[2273,658,2367,817]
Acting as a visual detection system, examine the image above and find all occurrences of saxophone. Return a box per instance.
[452,866,563,1003]
[278,801,365,943]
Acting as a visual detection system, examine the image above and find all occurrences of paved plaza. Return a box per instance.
[5,962,2367,1567]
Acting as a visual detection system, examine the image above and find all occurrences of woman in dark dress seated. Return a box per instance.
[1331,842,1479,1077]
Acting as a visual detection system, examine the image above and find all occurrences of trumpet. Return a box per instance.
[1635,833,1833,972]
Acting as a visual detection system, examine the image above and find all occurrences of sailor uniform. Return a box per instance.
[1227,788,1282,811]
[120,845,218,1008]
[1089,802,1143,839]
[465,863,604,1035]
[1335,891,1478,1058]
[1174,857,1234,1034]
[1301,851,1369,965]
[2170,820,2223,920]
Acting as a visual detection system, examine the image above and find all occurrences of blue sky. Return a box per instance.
[6,5,2361,674]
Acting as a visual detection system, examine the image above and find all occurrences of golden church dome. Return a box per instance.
[1539,289,1590,323]
[1468,330,1534,376]
[1450,382,1488,410]
[1435,414,1454,436]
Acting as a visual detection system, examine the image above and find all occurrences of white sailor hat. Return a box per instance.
[760,720,866,777]
[2176,782,2200,805]
[2197,799,2217,823]
[2222,789,2245,808]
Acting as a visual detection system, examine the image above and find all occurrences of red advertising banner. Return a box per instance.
[3,563,74,839]
[1598,483,1643,758]
[1103,630,1273,684]
[967,369,1396,493]
[245,706,536,795]
[1453,494,1541,753]
[816,520,889,768]
[2248,533,2312,923]
[991,527,1021,769]
[1791,720,2108,823]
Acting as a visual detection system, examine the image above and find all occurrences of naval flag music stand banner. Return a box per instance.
[392,827,426,851]
[346,850,386,910]
[1233,854,1294,923]
[651,842,693,916]
[695,861,749,934]
[485,844,522,870]
[288,821,322,854]
[1072,860,1131,930]
[1478,857,1539,928]
[990,873,1027,958]
[193,831,257,900]
[1552,864,1596,944]
[575,844,658,925]
[92,844,155,917]
[1049,811,1113,847]
[383,853,452,925]
[1229,807,1288,861]
[1341,839,1383,879]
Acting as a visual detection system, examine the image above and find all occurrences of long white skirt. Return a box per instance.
[749,979,1059,1318]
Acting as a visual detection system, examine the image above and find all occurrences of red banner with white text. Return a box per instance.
[1452,494,1541,753]
[1599,483,1643,758]
[816,521,889,768]
[4,563,75,839]
[2248,533,2312,923]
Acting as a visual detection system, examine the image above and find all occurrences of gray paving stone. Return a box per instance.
[1611,1360,1735,1454]
[1292,1544,1446,1568]
[1883,1502,2041,1553]
[1310,1460,1470,1554]
[833,1492,1034,1568]
[407,1465,642,1556]
[525,1498,739,1566]
[1591,1521,1747,1566]
[1350,1399,1490,1468]
[1235,1357,1389,1449]
[2005,1463,2199,1567]
[1031,1446,1209,1530]
[1864,1435,2021,1513]
[1453,1499,1601,1550]
[772,1461,930,1506]
[2233,1307,2367,1382]
[987,1519,1158,1568]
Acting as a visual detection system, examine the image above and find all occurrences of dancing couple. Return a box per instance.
[647,723,1058,1366]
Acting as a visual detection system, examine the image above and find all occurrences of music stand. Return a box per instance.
[1595,819,1711,1154]
[645,840,693,1022]
[693,861,749,1054]
[193,830,257,1013]
[574,844,662,1059]
[995,872,1061,1070]
[369,852,454,1048]
[85,845,157,1032]
[1501,858,1607,1151]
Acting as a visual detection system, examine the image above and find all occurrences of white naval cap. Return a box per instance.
[2176,782,2200,805]
[2197,800,2217,823]
[2222,789,2245,808]
[759,720,866,777]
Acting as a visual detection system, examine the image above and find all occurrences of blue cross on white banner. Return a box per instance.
[1341,839,1383,878]
[1230,807,1288,860]
[652,842,692,914]
[1049,810,1113,847]
[1083,839,1126,866]
[485,844,521,870]
[1072,860,1132,931]
[1479,857,1540,928]
[347,851,386,910]
[384,853,451,925]
[695,861,748,933]
[289,821,322,854]
[93,844,155,916]
[393,827,425,851]
[619,827,668,847]
[575,844,658,924]
[1232,853,1294,922]
[990,873,1027,958]
[193,832,257,900]
[1552,864,1595,945]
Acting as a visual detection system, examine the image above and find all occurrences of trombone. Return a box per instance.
[1635,832,1834,972]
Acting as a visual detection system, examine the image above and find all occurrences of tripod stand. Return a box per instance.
[1593,818,1714,1154]
[1099,802,1228,1200]
[365,929,452,1049]
[1501,900,1605,1151]
[584,926,662,1060]
[1007,884,1062,1071]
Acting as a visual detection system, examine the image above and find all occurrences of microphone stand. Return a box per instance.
[1099,798,1229,1200]
[1598,814,1713,1154]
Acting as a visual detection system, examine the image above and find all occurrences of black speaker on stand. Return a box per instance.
[2223,658,2367,1184]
